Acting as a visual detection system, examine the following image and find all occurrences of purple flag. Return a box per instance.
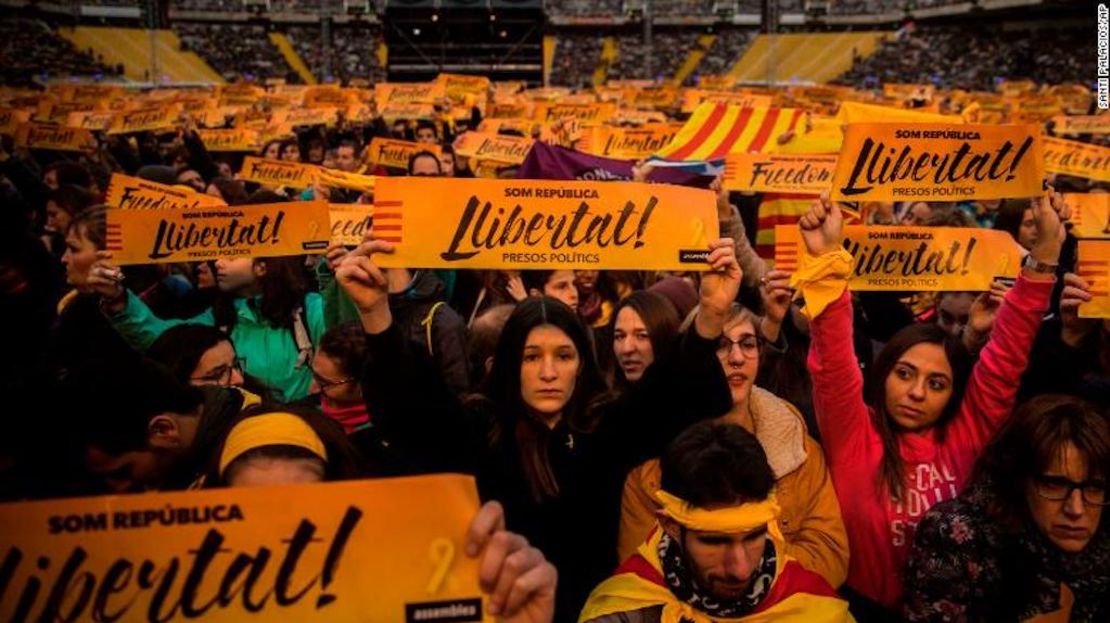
[517,142,714,188]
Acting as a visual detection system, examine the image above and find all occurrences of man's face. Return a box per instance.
[935,292,975,338]
[410,155,442,177]
[336,146,358,172]
[415,126,438,144]
[675,522,769,601]
[177,169,205,193]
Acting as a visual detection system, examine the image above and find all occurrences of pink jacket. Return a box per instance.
[807,274,1054,609]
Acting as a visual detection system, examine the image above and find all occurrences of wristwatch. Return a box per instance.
[1022,254,1058,274]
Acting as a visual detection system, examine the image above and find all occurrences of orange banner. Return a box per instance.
[372,178,718,270]
[1042,136,1110,182]
[775,225,1023,291]
[1052,115,1110,135]
[1078,240,1110,318]
[1065,193,1110,239]
[365,137,441,171]
[832,123,1044,202]
[330,203,374,245]
[272,107,341,128]
[65,110,115,131]
[681,90,773,114]
[724,153,838,194]
[836,101,963,125]
[379,102,437,123]
[105,174,227,210]
[107,104,182,135]
[581,124,680,159]
[452,131,534,165]
[105,200,330,264]
[35,100,104,125]
[374,82,445,107]
[0,475,492,622]
[14,123,96,152]
[197,128,261,152]
[239,156,320,189]
[0,107,32,135]
[532,102,617,125]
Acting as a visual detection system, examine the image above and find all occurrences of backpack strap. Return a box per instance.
[421,301,446,358]
[292,304,313,367]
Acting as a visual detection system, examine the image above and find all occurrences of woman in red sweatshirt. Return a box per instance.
[795,191,1068,615]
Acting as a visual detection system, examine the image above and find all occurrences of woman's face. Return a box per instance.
[281,144,301,162]
[61,228,98,291]
[543,271,579,311]
[716,319,760,407]
[883,342,953,431]
[614,306,654,383]
[45,201,73,234]
[194,261,216,289]
[1026,442,1104,553]
[308,143,325,163]
[227,456,325,487]
[519,324,580,420]
[214,258,258,294]
[310,350,362,407]
[190,340,243,387]
[263,142,281,160]
[1017,208,1038,250]
[574,270,599,296]
[439,152,456,177]
[902,202,932,226]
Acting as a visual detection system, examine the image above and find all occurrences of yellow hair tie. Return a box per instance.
[218,413,328,476]
[655,490,781,534]
[788,247,853,320]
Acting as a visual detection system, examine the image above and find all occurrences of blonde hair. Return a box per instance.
[679,303,760,337]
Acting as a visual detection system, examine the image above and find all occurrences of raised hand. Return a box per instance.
[505,272,528,303]
[324,242,349,272]
[335,232,394,333]
[1027,185,1069,267]
[798,192,844,257]
[1059,272,1095,348]
[694,238,742,339]
[963,279,1011,350]
[88,251,127,312]
[466,501,556,623]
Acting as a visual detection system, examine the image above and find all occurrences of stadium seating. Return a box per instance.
[729,32,888,85]
[58,27,222,83]
[0,19,121,86]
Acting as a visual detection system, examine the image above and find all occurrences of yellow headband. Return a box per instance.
[218,413,328,476]
[655,490,781,534]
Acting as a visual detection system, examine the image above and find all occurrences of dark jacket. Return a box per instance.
[1019,318,1110,410]
[360,322,732,622]
[389,270,471,396]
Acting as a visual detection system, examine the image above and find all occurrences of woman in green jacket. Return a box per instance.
[90,254,325,403]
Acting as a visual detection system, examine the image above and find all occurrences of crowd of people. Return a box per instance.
[0,18,122,87]
[286,23,386,85]
[175,22,300,83]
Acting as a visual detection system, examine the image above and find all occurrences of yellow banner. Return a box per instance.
[271,107,340,128]
[317,167,376,194]
[883,83,936,101]
[374,82,446,107]
[330,203,374,245]
[532,102,617,126]
[366,138,442,170]
[631,88,680,110]
[1078,240,1110,318]
[303,86,356,109]
[65,110,115,131]
[831,123,1044,202]
[681,90,773,114]
[452,131,534,165]
[0,475,492,622]
[239,156,321,188]
[197,128,261,152]
[105,174,227,210]
[0,107,32,135]
[105,200,330,264]
[724,153,838,194]
[379,102,437,123]
[35,100,103,124]
[477,117,543,137]
[437,73,491,105]
[1043,136,1110,182]
[372,178,718,270]
[1065,193,1110,239]
[836,101,963,125]
[1052,115,1110,135]
[775,225,1023,291]
[581,124,680,159]
[14,123,96,152]
[107,104,182,135]
[488,101,533,119]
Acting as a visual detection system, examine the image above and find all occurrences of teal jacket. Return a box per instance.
[107,291,326,402]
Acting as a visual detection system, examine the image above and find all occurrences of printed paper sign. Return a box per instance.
[239,156,321,188]
[0,107,32,135]
[582,124,680,159]
[330,204,374,245]
[104,201,330,264]
[197,129,261,152]
[775,225,1024,291]
[1078,240,1110,318]
[1052,115,1110,135]
[366,138,442,170]
[1042,136,1110,182]
[107,104,182,135]
[681,90,772,114]
[380,102,437,123]
[0,475,492,622]
[532,102,617,125]
[372,178,718,270]
[453,132,534,165]
[66,110,115,131]
[14,123,97,152]
[724,153,838,194]
[105,174,227,210]
[1065,193,1110,239]
[831,123,1044,202]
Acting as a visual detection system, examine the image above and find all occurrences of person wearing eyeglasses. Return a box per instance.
[904,395,1110,622]
[617,281,849,591]
[147,324,246,389]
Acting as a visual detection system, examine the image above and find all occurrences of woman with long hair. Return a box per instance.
[335,235,740,620]
[796,191,1068,615]
[904,395,1110,621]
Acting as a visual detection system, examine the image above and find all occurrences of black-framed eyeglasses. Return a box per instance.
[190,357,245,387]
[1032,475,1109,506]
[312,370,355,391]
[715,335,762,359]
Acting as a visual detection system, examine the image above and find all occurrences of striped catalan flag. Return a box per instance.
[652,102,804,161]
